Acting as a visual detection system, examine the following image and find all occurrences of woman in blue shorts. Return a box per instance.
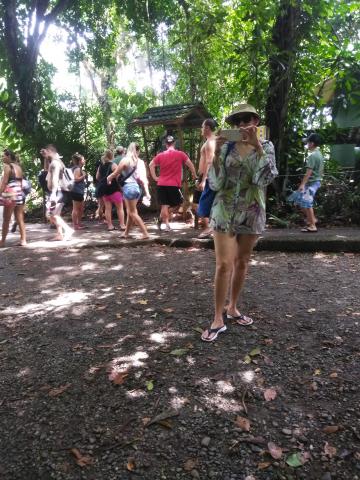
[107,143,149,239]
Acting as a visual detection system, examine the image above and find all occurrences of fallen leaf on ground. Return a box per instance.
[108,370,129,385]
[268,441,283,459]
[158,419,174,429]
[116,313,122,319]
[286,344,299,351]
[146,380,154,391]
[323,425,340,434]
[264,388,277,401]
[244,355,252,364]
[314,369,321,376]
[286,452,303,468]
[48,383,71,397]
[138,299,148,305]
[235,416,251,432]
[329,372,338,378]
[263,338,273,345]
[258,462,271,469]
[170,348,188,356]
[184,458,198,471]
[70,448,93,467]
[96,305,107,311]
[324,442,337,458]
[249,347,261,357]
[193,326,203,334]
[145,409,179,427]
[126,458,136,471]
[163,308,174,313]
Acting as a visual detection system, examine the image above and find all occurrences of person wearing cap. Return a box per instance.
[149,135,197,231]
[201,104,278,342]
[289,133,324,232]
[114,146,125,165]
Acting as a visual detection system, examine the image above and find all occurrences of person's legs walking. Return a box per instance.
[14,205,26,245]
[104,199,114,230]
[115,201,126,229]
[126,199,149,239]
[160,205,170,228]
[304,207,317,229]
[0,204,15,247]
[228,234,258,316]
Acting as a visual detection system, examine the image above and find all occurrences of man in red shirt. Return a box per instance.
[149,135,197,231]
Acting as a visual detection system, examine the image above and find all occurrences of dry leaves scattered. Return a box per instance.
[70,448,93,467]
[264,388,277,401]
[323,442,337,458]
[267,441,283,459]
[48,383,71,397]
[126,457,136,471]
[108,369,129,385]
[323,425,340,434]
[235,416,251,432]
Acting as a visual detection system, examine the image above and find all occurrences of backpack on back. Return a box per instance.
[60,166,75,192]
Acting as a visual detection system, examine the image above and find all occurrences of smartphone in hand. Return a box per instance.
[220,127,269,142]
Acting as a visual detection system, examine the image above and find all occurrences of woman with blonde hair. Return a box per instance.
[96,149,126,231]
[0,149,27,247]
[107,142,149,239]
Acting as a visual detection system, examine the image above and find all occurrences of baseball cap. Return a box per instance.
[305,133,322,146]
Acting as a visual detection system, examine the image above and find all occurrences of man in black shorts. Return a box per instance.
[149,136,197,231]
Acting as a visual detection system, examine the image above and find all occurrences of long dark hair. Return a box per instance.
[72,153,83,166]
[3,149,17,162]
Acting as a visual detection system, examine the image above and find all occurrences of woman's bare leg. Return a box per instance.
[1,204,15,246]
[104,199,113,229]
[201,232,236,340]
[228,234,258,316]
[115,202,126,228]
[126,199,149,238]
[14,205,27,245]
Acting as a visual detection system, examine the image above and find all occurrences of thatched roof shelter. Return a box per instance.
[129,102,214,130]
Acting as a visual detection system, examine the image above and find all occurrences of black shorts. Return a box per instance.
[157,186,183,207]
[70,192,84,202]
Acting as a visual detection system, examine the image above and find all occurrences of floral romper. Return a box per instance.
[208,141,278,235]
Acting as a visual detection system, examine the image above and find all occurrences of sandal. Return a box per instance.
[301,227,317,233]
[226,311,253,326]
[198,231,213,239]
[201,325,227,342]
[107,227,116,231]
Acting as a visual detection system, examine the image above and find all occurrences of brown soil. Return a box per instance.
[0,245,359,480]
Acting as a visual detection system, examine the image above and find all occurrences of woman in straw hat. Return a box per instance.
[201,104,278,342]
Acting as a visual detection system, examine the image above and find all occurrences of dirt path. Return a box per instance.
[0,246,359,480]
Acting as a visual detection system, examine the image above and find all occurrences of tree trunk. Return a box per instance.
[265,1,301,194]
[1,0,71,136]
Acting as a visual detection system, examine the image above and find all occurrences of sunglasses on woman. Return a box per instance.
[233,113,254,124]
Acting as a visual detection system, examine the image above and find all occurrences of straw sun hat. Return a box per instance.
[225,104,260,124]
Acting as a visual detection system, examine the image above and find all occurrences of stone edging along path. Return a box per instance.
[4,224,360,253]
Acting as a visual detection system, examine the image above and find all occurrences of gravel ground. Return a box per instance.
[0,245,359,480]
